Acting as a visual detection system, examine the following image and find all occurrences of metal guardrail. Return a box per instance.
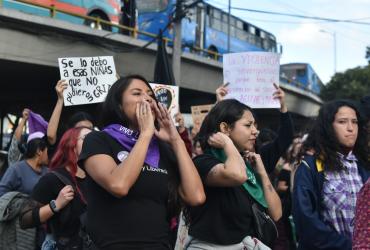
[279,76,318,94]
[9,0,223,59]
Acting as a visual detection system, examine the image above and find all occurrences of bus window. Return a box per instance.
[213,8,221,19]
[212,18,221,31]
[136,0,169,13]
[229,17,235,27]
[236,29,247,40]
[297,68,306,76]
[260,30,266,39]
[230,25,236,37]
[222,13,228,22]
[249,26,256,35]
[236,20,243,29]
[188,7,196,21]
[221,22,228,33]
[255,35,262,47]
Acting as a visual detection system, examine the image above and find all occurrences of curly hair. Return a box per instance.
[301,100,369,171]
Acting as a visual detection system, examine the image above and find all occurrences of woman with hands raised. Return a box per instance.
[78,75,205,250]
[47,80,93,154]
[215,82,294,174]
[186,99,281,250]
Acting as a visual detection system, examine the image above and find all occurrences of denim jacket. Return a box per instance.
[292,155,369,250]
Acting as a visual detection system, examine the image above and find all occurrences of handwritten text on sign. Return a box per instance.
[58,56,117,106]
[223,52,280,109]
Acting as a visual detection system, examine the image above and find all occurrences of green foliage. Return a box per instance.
[366,46,370,64]
[320,65,370,101]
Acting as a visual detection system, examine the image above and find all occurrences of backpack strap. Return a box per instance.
[301,158,324,172]
[50,171,77,193]
[301,156,326,206]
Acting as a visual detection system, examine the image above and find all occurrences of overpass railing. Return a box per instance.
[1,0,222,60]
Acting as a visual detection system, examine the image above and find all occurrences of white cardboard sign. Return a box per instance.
[58,56,117,106]
[223,52,280,109]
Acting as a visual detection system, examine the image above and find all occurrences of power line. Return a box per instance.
[230,7,370,25]
[266,0,370,39]
[208,0,370,26]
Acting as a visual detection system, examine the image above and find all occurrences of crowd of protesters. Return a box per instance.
[0,75,368,250]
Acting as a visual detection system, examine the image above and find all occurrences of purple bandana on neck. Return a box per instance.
[28,111,48,134]
[103,124,160,168]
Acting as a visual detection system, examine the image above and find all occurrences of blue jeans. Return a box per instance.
[184,235,271,250]
[41,234,57,250]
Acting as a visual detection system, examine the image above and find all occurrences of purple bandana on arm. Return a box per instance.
[28,111,48,134]
[103,124,160,168]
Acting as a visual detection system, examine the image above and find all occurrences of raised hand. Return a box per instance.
[243,151,267,176]
[154,103,180,143]
[22,108,30,120]
[136,100,155,137]
[216,83,229,103]
[272,83,287,113]
[207,132,233,149]
[55,185,74,211]
[55,80,68,100]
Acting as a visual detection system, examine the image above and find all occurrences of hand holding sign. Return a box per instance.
[223,52,280,109]
[55,80,68,101]
[272,83,287,113]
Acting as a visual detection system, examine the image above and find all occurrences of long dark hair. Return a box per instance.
[197,99,254,151]
[99,74,182,220]
[99,74,158,128]
[302,99,369,171]
[68,111,93,129]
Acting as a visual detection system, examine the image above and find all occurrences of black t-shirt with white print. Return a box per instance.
[78,131,173,250]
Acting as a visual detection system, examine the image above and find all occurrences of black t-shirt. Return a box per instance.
[31,168,87,238]
[78,131,173,250]
[189,153,256,245]
[278,169,291,186]
[278,168,292,216]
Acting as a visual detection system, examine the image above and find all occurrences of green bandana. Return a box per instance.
[207,148,268,208]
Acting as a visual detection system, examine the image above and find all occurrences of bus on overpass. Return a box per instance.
[2,0,279,58]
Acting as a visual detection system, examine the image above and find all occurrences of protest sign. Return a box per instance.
[150,83,179,122]
[223,52,280,108]
[191,104,213,131]
[58,56,117,106]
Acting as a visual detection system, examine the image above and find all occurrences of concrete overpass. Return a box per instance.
[0,7,322,138]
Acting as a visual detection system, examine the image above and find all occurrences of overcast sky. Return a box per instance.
[207,0,370,84]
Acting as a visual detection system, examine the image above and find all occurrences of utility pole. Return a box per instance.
[227,0,231,52]
[172,0,183,85]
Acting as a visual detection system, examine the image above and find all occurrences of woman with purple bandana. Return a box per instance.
[78,74,205,250]
[292,100,370,250]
